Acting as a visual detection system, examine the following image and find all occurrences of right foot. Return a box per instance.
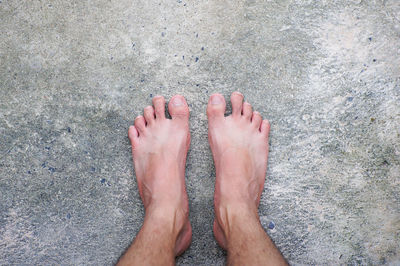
[128,95,192,256]
[207,92,271,249]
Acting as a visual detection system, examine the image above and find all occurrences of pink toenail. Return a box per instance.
[211,95,223,105]
[172,97,184,106]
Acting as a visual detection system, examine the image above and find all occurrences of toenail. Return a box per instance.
[172,97,184,106]
[211,95,223,105]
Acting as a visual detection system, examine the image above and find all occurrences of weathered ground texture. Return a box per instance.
[1,0,399,265]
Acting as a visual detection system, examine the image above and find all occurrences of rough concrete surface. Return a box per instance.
[1,0,399,265]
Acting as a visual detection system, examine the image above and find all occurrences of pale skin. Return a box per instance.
[117,92,288,266]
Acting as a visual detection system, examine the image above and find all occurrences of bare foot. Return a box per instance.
[128,95,192,256]
[207,92,271,250]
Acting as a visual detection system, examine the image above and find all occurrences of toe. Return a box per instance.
[134,115,146,134]
[206,93,226,119]
[168,95,190,120]
[242,102,252,120]
[153,95,166,119]
[128,125,139,144]
[251,111,262,129]
[143,106,155,125]
[231,91,244,117]
[260,119,270,135]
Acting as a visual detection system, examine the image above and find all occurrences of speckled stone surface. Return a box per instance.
[1,0,399,265]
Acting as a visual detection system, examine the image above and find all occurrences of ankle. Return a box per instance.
[144,205,192,257]
[215,203,260,239]
[145,204,188,237]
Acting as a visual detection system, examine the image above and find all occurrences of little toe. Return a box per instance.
[251,111,262,129]
[206,93,226,119]
[231,91,244,117]
[242,102,252,120]
[152,95,166,119]
[260,119,271,136]
[168,95,190,120]
[143,106,155,125]
[134,115,146,134]
[128,125,139,144]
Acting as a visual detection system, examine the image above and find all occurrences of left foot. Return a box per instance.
[128,95,192,256]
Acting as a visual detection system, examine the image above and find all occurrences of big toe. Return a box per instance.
[168,95,190,120]
[207,93,226,119]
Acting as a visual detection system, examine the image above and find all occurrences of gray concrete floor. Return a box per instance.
[1,0,399,265]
